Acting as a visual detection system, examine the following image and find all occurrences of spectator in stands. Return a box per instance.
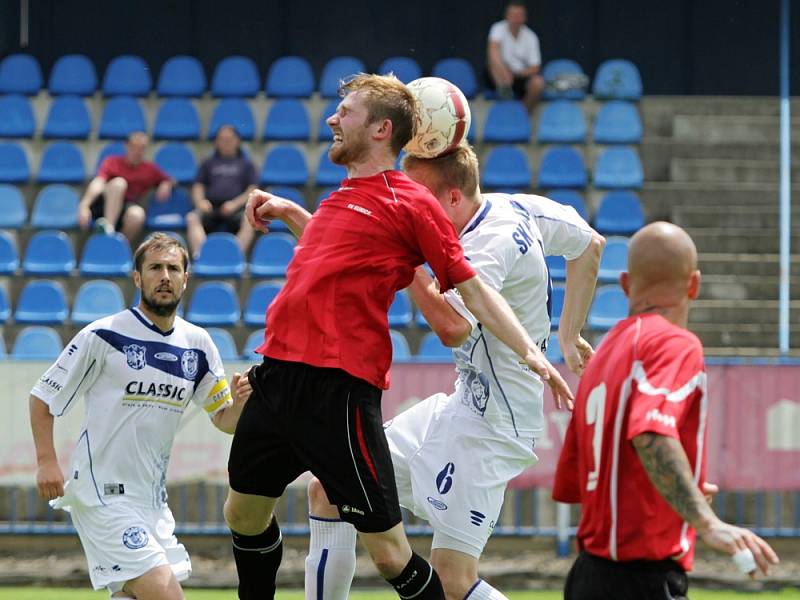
[78,132,173,241]
[186,125,258,258]
[486,0,545,112]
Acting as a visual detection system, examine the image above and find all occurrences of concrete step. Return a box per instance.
[670,158,800,185]
[673,114,799,144]
[672,205,800,229]
[697,274,800,301]
[690,300,800,325]
[697,253,800,278]
[683,227,800,253]
[688,323,800,349]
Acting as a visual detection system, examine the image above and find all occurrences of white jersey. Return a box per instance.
[443,193,592,435]
[31,307,231,509]
[488,20,541,72]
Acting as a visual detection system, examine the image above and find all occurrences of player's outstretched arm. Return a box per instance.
[245,189,312,237]
[408,266,471,347]
[633,432,780,577]
[212,371,252,434]
[29,394,64,500]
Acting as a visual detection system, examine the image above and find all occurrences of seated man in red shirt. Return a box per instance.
[78,132,173,241]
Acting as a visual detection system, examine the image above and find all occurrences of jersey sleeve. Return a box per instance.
[194,158,210,186]
[149,162,171,185]
[488,21,504,42]
[513,194,593,260]
[30,327,103,417]
[96,156,114,179]
[245,158,258,187]
[191,334,232,418]
[552,414,582,503]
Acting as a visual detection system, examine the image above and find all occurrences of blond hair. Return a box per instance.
[402,144,480,198]
[134,232,189,273]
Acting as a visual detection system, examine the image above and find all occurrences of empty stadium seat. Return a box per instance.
[72,279,126,324]
[186,281,240,326]
[38,142,85,183]
[79,233,133,276]
[0,286,9,322]
[0,54,42,95]
[545,254,566,281]
[42,96,92,139]
[154,143,197,184]
[194,232,246,277]
[598,236,629,283]
[592,59,643,101]
[207,328,239,361]
[23,230,75,275]
[208,99,255,140]
[432,58,478,99]
[0,184,27,228]
[536,100,587,143]
[211,56,260,97]
[550,284,565,328]
[153,99,201,140]
[415,308,429,329]
[390,329,411,361]
[249,233,296,277]
[0,142,30,182]
[0,231,18,274]
[95,142,126,172]
[103,55,152,96]
[593,101,642,144]
[320,56,366,98]
[542,59,587,101]
[145,187,192,230]
[315,149,347,186]
[12,326,63,360]
[538,146,587,189]
[157,55,206,97]
[263,99,310,141]
[265,186,306,233]
[48,54,97,96]
[265,56,314,98]
[546,189,588,221]
[483,100,531,143]
[31,185,80,229]
[378,56,421,83]
[593,147,644,189]
[388,290,413,328]
[482,146,531,189]
[98,97,147,139]
[0,95,35,138]
[317,99,338,141]
[588,285,628,330]
[260,145,308,186]
[594,191,644,235]
[15,280,69,324]
[242,329,265,360]
[416,332,452,361]
[243,282,282,326]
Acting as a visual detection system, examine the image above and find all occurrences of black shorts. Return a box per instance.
[228,357,403,533]
[201,207,245,235]
[483,68,530,99]
[89,194,135,229]
[565,551,689,600]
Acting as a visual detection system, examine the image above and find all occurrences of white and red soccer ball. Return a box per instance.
[405,77,471,159]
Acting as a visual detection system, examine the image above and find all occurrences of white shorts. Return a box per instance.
[385,393,537,558]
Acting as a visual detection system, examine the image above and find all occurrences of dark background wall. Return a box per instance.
[0,0,794,95]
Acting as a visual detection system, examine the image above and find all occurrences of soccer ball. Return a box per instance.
[405,77,471,158]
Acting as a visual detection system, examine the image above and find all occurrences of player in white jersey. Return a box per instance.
[29,233,250,600]
[303,145,605,600]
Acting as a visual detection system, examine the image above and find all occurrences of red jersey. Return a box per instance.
[97,156,170,202]
[553,313,708,571]
[258,170,476,390]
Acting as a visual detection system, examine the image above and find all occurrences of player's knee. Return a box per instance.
[223,498,270,535]
[107,177,128,193]
[126,204,145,225]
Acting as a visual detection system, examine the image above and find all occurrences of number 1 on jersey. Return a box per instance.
[585,383,607,491]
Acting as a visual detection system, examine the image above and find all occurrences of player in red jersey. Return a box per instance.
[222,74,573,600]
[553,222,779,599]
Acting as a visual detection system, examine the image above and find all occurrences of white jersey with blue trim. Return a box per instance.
[442,193,593,435]
[31,307,231,509]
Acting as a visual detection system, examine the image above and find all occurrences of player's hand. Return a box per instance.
[698,519,779,578]
[36,459,65,500]
[246,189,287,233]
[523,349,574,410]
[702,481,719,504]
[560,335,594,377]
[232,369,252,406]
[78,205,92,229]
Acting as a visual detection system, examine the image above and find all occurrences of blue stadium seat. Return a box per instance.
[38,142,85,183]
[145,187,192,230]
[416,332,452,362]
[0,184,27,228]
[0,54,42,95]
[482,146,531,189]
[79,233,133,277]
[0,142,30,182]
[42,96,91,139]
[72,280,126,324]
[211,56,260,98]
[593,147,643,189]
[153,99,201,140]
[545,338,563,364]
[317,99,339,141]
[546,255,566,281]
[265,56,314,98]
[598,236,629,283]
[390,329,411,361]
[0,95,35,138]
[243,282,282,326]
[98,97,147,139]
[95,142,126,172]
[263,99,310,141]
[102,55,152,96]
[588,285,628,330]
[550,284,565,329]
[320,56,366,98]
[12,326,63,359]
[315,149,347,186]
[194,232,246,278]
[546,189,588,221]
[592,59,643,101]
[594,191,644,235]
[249,233,296,277]
[483,100,531,143]
[542,59,587,101]
[593,101,642,144]
[31,185,80,229]
[388,290,413,328]
[154,143,196,184]
[538,146,587,189]
[186,281,240,326]
[536,100,587,143]
[156,56,206,97]
[432,58,478,99]
[23,230,75,275]
[208,99,255,140]
[260,145,308,186]
[242,329,265,360]
[48,54,97,96]
[265,186,306,233]
[378,57,422,84]
[0,286,9,322]
[207,328,240,361]
[15,281,69,324]
[415,308,429,329]
[0,231,19,274]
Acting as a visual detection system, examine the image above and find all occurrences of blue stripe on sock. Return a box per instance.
[316,548,329,600]
[463,579,481,599]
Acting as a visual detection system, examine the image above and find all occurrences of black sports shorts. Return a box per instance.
[228,357,403,533]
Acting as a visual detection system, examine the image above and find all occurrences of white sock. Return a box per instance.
[464,579,510,600]
[304,516,357,600]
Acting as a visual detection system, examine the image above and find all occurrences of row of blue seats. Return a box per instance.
[0,54,643,101]
[0,141,644,190]
[0,95,643,145]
